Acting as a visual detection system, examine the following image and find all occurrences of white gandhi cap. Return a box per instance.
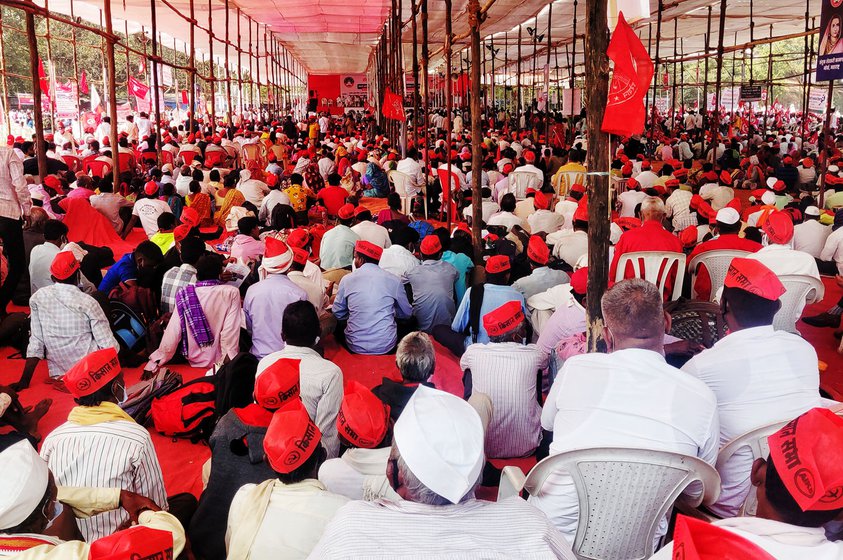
[761,191,776,205]
[0,439,50,530]
[805,206,821,217]
[716,207,740,225]
[393,386,485,504]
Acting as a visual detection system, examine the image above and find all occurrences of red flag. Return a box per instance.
[180,90,189,105]
[79,70,89,94]
[127,76,150,100]
[38,58,50,100]
[601,12,654,137]
[381,87,406,122]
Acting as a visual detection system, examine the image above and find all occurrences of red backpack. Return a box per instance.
[151,378,216,441]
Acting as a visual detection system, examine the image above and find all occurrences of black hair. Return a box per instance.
[500,193,516,212]
[179,236,206,265]
[355,209,373,222]
[276,445,326,483]
[765,454,843,527]
[75,379,119,407]
[43,219,69,241]
[238,216,259,235]
[716,220,742,235]
[189,180,202,194]
[387,192,402,211]
[209,169,221,182]
[327,173,342,186]
[134,240,164,265]
[157,212,177,230]
[743,226,764,244]
[722,286,780,327]
[290,173,304,185]
[195,253,224,281]
[282,300,320,346]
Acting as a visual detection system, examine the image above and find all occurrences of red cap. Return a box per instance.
[783,155,794,165]
[353,205,369,217]
[573,205,588,223]
[762,211,794,244]
[264,237,290,258]
[454,222,471,235]
[286,228,310,248]
[420,235,442,256]
[570,183,586,194]
[337,380,390,448]
[255,358,301,410]
[803,157,815,168]
[527,236,549,265]
[482,300,524,337]
[533,191,550,210]
[627,177,639,190]
[720,170,732,185]
[263,400,321,474]
[641,160,651,170]
[50,251,80,280]
[664,178,680,189]
[523,150,536,163]
[673,168,688,178]
[502,162,514,174]
[621,163,633,176]
[525,187,537,196]
[724,257,786,300]
[750,188,767,200]
[689,194,703,210]
[486,254,511,274]
[771,179,786,193]
[703,170,719,182]
[173,224,191,242]
[570,267,588,295]
[64,348,121,398]
[484,233,499,243]
[180,207,199,227]
[88,525,175,560]
[670,514,775,560]
[266,173,278,187]
[337,203,355,220]
[726,198,742,213]
[355,240,383,261]
[768,408,843,512]
[43,175,63,194]
[679,225,698,248]
[144,181,158,196]
[291,247,309,266]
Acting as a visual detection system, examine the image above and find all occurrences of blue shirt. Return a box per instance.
[405,259,459,332]
[451,284,527,347]
[442,250,474,303]
[243,274,308,358]
[320,224,360,270]
[332,263,413,354]
[98,253,137,294]
[512,267,571,300]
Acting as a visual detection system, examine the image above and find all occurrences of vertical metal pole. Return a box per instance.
[263,27,270,113]
[236,9,243,119]
[801,2,811,137]
[702,6,712,122]
[44,0,56,133]
[671,19,678,132]
[645,22,652,125]
[805,18,816,141]
[764,25,773,131]
[410,0,418,147]
[25,9,48,179]
[819,80,835,208]
[103,0,120,191]
[255,19,261,118]
[70,0,82,134]
[545,2,552,142]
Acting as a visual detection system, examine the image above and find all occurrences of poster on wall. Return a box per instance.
[817,0,843,81]
[339,74,368,109]
[55,82,78,119]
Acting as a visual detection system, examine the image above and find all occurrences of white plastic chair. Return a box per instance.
[388,170,414,216]
[688,249,751,301]
[715,420,788,518]
[487,170,503,188]
[498,447,720,560]
[554,170,587,197]
[615,251,687,301]
[507,170,540,199]
[774,274,825,334]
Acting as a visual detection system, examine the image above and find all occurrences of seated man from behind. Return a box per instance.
[372,331,436,422]
[226,401,349,559]
[681,258,822,518]
[39,349,169,541]
[512,236,570,300]
[532,279,718,545]
[461,300,547,459]
[310,386,575,559]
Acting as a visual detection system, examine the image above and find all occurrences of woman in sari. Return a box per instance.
[361,161,390,198]
[820,14,843,56]
[214,174,247,228]
[186,180,213,226]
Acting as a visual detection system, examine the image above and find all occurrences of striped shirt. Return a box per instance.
[0,147,31,220]
[307,498,576,559]
[40,419,168,541]
[461,342,546,458]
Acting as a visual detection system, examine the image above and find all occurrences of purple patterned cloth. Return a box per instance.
[175,279,221,356]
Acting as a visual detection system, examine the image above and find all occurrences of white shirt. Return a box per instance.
[532,348,719,542]
[681,326,822,517]
[617,190,647,217]
[665,189,694,230]
[396,158,425,196]
[257,345,343,458]
[132,198,173,237]
[350,220,392,249]
[136,117,152,140]
[463,200,500,224]
[317,447,398,501]
[793,219,831,259]
[227,479,349,560]
[308,498,577,560]
[461,342,546,458]
[528,209,565,235]
[288,270,328,311]
[820,226,843,275]
[651,517,843,560]
[487,210,526,232]
[553,199,578,231]
[237,179,270,207]
[29,242,60,294]
[633,170,659,189]
[549,230,588,268]
[258,189,292,225]
[746,244,823,318]
[318,157,337,181]
[378,245,419,280]
[41,418,168,541]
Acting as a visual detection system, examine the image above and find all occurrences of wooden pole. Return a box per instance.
[103,0,120,191]
[263,26,270,114]
[819,80,835,208]
[710,0,727,157]
[545,2,552,143]
[208,0,216,127]
[531,16,538,111]
[765,24,773,132]
[516,24,522,128]
[801,3,811,138]
[584,0,610,351]
[490,36,495,112]
[421,0,430,197]
[650,0,663,142]
[411,0,420,145]
[645,22,652,126]
[469,0,483,263]
[0,9,11,136]
[70,0,82,136]
[188,0,196,134]
[702,6,712,126]
[805,18,816,141]
[224,0,233,126]
[25,10,48,179]
[671,19,678,132]
[236,9,243,119]
[445,0,453,230]
[150,0,162,164]
[44,0,56,134]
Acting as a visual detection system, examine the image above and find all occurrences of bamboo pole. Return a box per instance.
[469,0,483,263]
[584,0,610,351]
[819,80,835,208]
[801,2,810,137]
[69,0,82,136]
[103,0,120,192]
[25,9,48,179]
[710,0,727,156]
[421,0,430,200]
[650,0,663,141]
[702,6,712,125]
[0,8,11,136]
[150,0,162,164]
[445,0,453,230]
[44,0,56,133]
[208,0,215,127]
[188,0,195,134]
[224,0,232,126]
[545,2,552,142]
[516,24,522,127]
[671,19,678,132]
[236,9,243,119]
[645,22,652,126]
[765,24,773,132]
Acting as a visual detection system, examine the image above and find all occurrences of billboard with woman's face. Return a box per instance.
[818,0,843,80]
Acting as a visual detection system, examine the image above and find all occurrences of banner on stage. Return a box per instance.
[339,74,367,108]
[817,0,843,81]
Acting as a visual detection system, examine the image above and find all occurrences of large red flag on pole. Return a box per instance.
[381,87,406,121]
[601,12,654,137]
[79,70,89,95]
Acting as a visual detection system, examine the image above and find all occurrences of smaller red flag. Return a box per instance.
[38,58,50,100]
[127,76,150,100]
[381,87,406,122]
[79,70,89,95]
[181,90,189,105]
